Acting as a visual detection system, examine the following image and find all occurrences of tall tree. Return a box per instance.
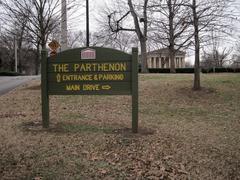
[187,0,234,90]
[150,0,192,73]
[107,0,149,73]
[95,2,138,52]
[191,0,200,90]
[1,0,61,74]
[231,41,240,68]
[0,2,30,73]
[201,30,233,69]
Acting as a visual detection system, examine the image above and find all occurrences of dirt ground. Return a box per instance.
[0,73,239,179]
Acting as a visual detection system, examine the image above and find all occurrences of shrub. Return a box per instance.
[146,68,240,73]
[148,68,194,73]
[0,71,23,76]
[176,68,195,73]
[148,68,170,73]
[201,68,240,73]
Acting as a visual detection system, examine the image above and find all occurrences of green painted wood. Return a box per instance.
[48,47,131,62]
[48,82,131,95]
[41,50,49,128]
[48,72,132,82]
[131,48,138,133]
[49,91,131,96]
[42,46,138,133]
[47,47,133,96]
[47,62,132,73]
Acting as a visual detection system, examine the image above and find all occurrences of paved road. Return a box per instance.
[0,76,40,95]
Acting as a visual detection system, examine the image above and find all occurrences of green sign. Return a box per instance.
[41,47,138,132]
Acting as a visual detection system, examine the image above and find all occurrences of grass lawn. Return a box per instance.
[0,73,239,179]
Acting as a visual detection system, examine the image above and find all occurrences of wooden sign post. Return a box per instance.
[41,47,139,132]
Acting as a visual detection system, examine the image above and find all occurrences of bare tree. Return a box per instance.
[0,29,37,74]
[201,30,233,70]
[0,2,31,73]
[0,33,15,71]
[1,0,61,74]
[107,0,149,73]
[231,41,240,68]
[95,2,138,52]
[187,0,234,90]
[1,0,61,48]
[150,0,192,73]
[202,48,232,69]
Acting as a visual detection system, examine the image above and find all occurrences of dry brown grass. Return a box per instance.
[0,73,239,179]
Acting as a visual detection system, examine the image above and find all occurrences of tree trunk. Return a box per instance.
[10,58,15,72]
[17,43,22,73]
[17,23,26,74]
[193,41,201,90]
[35,43,40,75]
[140,40,148,73]
[35,54,40,75]
[193,0,201,90]
[169,47,176,73]
[168,0,176,73]
[128,0,148,73]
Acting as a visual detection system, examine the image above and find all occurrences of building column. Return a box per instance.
[147,58,150,68]
[163,57,165,68]
[156,57,159,68]
[182,57,185,68]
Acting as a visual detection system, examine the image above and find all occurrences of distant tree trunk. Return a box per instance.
[17,39,23,73]
[17,24,26,73]
[107,0,149,73]
[168,0,176,73]
[35,56,40,75]
[192,0,201,90]
[35,43,40,75]
[128,0,149,73]
[140,39,148,72]
[10,58,15,72]
[169,46,176,73]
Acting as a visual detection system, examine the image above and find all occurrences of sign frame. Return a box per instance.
[41,47,138,133]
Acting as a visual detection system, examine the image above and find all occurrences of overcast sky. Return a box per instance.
[67,0,240,63]
[67,0,108,32]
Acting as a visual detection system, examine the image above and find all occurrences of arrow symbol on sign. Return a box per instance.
[102,85,111,90]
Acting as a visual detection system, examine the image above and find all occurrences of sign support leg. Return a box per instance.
[132,48,138,133]
[41,50,49,128]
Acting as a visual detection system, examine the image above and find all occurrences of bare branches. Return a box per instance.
[1,0,61,48]
[106,0,150,72]
[108,11,135,32]
[149,0,192,72]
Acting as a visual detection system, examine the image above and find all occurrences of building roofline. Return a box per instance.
[147,48,186,56]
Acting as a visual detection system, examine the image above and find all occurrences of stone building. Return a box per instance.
[147,48,186,68]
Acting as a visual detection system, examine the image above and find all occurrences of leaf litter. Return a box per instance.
[0,74,240,179]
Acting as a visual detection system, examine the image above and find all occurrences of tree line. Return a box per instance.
[0,0,239,90]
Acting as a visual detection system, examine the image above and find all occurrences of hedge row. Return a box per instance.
[0,71,23,76]
[147,68,240,73]
[201,68,240,73]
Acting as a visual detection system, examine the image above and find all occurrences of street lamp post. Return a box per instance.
[14,37,18,73]
[61,0,68,51]
[86,0,89,47]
